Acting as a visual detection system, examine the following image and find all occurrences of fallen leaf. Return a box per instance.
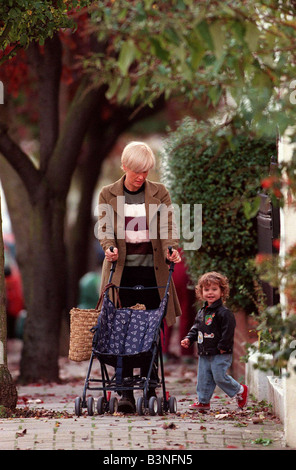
[252,417,263,424]
[162,422,177,430]
[252,438,273,446]
[19,396,29,404]
[16,429,27,437]
[215,413,229,420]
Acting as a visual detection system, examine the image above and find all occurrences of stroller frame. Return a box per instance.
[74,247,177,416]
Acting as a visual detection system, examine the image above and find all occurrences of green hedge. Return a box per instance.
[161,117,276,312]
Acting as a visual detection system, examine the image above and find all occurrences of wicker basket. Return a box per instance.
[68,299,147,362]
[68,308,99,362]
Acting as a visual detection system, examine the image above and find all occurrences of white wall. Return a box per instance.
[278,131,296,448]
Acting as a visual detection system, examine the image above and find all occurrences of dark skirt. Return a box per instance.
[119,266,161,309]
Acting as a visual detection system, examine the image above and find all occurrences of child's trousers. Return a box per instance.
[196,354,241,403]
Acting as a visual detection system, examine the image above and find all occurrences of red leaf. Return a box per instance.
[20,396,29,404]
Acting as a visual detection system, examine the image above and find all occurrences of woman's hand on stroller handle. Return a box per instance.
[106,246,119,262]
[167,246,181,264]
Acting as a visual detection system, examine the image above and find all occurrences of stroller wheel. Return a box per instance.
[87,396,95,416]
[97,396,106,415]
[169,396,177,413]
[74,397,82,416]
[148,396,158,416]
[157,397,164,416]
[109,396,118,414]
[136,396,145,416]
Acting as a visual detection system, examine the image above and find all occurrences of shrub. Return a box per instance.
[161,117,276,312]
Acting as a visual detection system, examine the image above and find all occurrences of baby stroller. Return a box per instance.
[74,247,177,416]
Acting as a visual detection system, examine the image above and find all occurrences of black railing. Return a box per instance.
[256,156,280,306]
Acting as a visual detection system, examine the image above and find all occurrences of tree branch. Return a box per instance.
[46,79,107,197]
[28,35,62,172]
[0,122,41,202]
[0,21,12,48]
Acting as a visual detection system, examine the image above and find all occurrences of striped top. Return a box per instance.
[124,183,154,268]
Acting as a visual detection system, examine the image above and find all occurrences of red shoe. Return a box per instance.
[236,384,248,408]
[189,402,210,411]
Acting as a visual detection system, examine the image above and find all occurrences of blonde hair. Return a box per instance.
[121,141,156,173]
[195,271,230,302]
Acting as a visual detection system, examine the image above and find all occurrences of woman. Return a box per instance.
[98,141,181,411]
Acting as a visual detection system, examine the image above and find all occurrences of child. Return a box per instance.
[181,271,248,411]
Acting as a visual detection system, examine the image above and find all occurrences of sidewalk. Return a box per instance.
[0,339,291,452]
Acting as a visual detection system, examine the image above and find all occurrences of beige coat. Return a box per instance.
[97,175,181,326]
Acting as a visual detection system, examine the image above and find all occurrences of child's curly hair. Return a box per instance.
[195,271,230,302]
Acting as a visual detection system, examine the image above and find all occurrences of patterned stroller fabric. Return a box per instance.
[93,296,167,357]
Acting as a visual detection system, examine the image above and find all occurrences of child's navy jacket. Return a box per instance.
[185,298,236,355]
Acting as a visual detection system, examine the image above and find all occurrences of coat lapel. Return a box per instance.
[107,176,124,241]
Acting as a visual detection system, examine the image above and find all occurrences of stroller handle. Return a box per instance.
[107,246,117,283]
[167,245,175,274]
[168,245,176,265]
[107,245,175,284]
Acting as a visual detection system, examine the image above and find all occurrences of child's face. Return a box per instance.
[202,282,222,305]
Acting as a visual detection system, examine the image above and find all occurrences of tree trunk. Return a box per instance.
[19,186,67,383]
[0,367,18,411]
[0,193,17,409]
[0,157,67,383]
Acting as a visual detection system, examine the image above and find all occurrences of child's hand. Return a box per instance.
[181,338,190,349]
